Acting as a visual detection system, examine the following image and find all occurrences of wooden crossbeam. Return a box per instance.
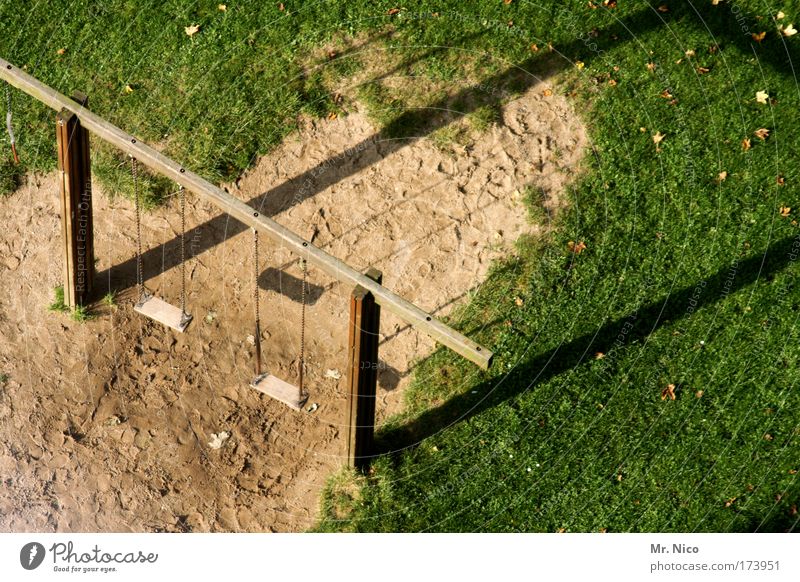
[0,57,493,369]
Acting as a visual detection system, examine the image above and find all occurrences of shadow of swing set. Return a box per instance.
[0,57,493,469]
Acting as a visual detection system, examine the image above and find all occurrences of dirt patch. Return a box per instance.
[0,78,586,531]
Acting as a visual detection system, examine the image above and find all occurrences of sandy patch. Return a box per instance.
[0,80,585,531]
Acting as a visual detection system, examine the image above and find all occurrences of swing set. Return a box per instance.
[1,57,492,466]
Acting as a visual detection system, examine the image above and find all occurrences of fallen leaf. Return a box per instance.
[780,206,791,217]
[652,131,665,145]
[725,497,737,508]
[695,390,704,398]
[324,369,342,380]
[741,137,751,151]
[278,2,284,9]
[56,48,66,55]
[697,66,711,74]
[756,90,770,104]
[514,296,524,307]
[657,5,668,13]
[790,469,798,475]
[777,175,785,185]
[218,3,227,10]
[791,505,798,516]
[782,24,798,37]
[530,43,539,52]
[764,433,774,441]
[685,48,696,57]
[717,171,728,182]
[608,78,618,86]
[504,0,513,3]
[777,11,785,20]
[661,384,676,400]
[754,127,770,140]
[647,62,657,71]
[185,24,200,37]
[567,240,587,254]
[595,352,605,359]
[327,111,338,120]
[575,60,585,69]
[542,88,553,97]
[752,31,766,42]
[207,431,230,449]
[387,7,400,15]
[660,89,673,99]
[124,84,134,94]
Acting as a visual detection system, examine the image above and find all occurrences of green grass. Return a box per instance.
[47,286,69,313]
[102,291,117,307]
[47,285,93,321]
[3,1,799,532]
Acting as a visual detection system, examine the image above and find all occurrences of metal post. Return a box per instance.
[346,268,382,471]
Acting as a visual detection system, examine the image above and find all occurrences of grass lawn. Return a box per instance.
[2,1,799,532]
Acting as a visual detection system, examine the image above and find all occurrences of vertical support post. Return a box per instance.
[346,268,382,471]
[56,94,93,308]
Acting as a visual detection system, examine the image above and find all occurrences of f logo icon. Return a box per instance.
[20,542,46,570]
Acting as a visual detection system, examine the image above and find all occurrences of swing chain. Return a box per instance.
[131,156,145,302]
[299,258,307,393]
[179,185,187,317]
[4,81,19,164]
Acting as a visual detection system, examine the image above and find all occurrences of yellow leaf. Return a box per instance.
[218,4,227,10]
[752,31,766,42]
[777,11,785,20]
[124,84,134,94]
[530,43,539,52]
[780,206,791,217]
[646,62,656,71]
[514,297,524,307]
[741,137,751,151]
[575,60,585,69]
[782,23,798,37]
[756,90,770,104]
[685,49,696,57]
[594,352,605,360]
[754,127,770,140]
[56,48,66,55]
[185,24,200,37]
[717,171,727,182]
[661,383,676,401]
[652,131,665,144]
[567,240,587,254]
[542,88,553,97]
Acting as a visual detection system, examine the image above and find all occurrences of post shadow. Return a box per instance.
[374,233,800,456]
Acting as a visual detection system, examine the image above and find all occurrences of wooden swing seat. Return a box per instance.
[251,373,307,411]
[135,294,192,333]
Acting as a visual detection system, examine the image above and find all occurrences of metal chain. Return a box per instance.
[131,156,144,301]
[5,81,18,164]
[179,186,187,316]
[299,258,307,393]
[253,229,260,328]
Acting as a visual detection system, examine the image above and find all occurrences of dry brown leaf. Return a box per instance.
[754,127,770,140]
[218,4,227,11]
[661,384,676,401]
[652,131,665,145]
[781,24,798,37]
[608,78,618,86]
[777,175,785,185]
[542,88,553,97]
[764,433,774,441]
[185,24,200,37]
[756,90,769,104]
[780,206,791,217]
[695,390,704,398]
[657,5,669,12]
[530,43,539,52]
[388,7,400,15]
[717,171,728,182]
[504,0,513,4]
[647,62,657,71]
[685,48,696,57]
[697,66,711,74]
[278,2,285,10]
[660,89,673,99]
[741,137,751,151]
[595,352,605,360]
[752,31,766,42]
[725,497,737,508]
[567,240,587,254]
[56,48,66,55]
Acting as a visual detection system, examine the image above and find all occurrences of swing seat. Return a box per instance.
[135,294,192,333]
[251,373,307,411]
